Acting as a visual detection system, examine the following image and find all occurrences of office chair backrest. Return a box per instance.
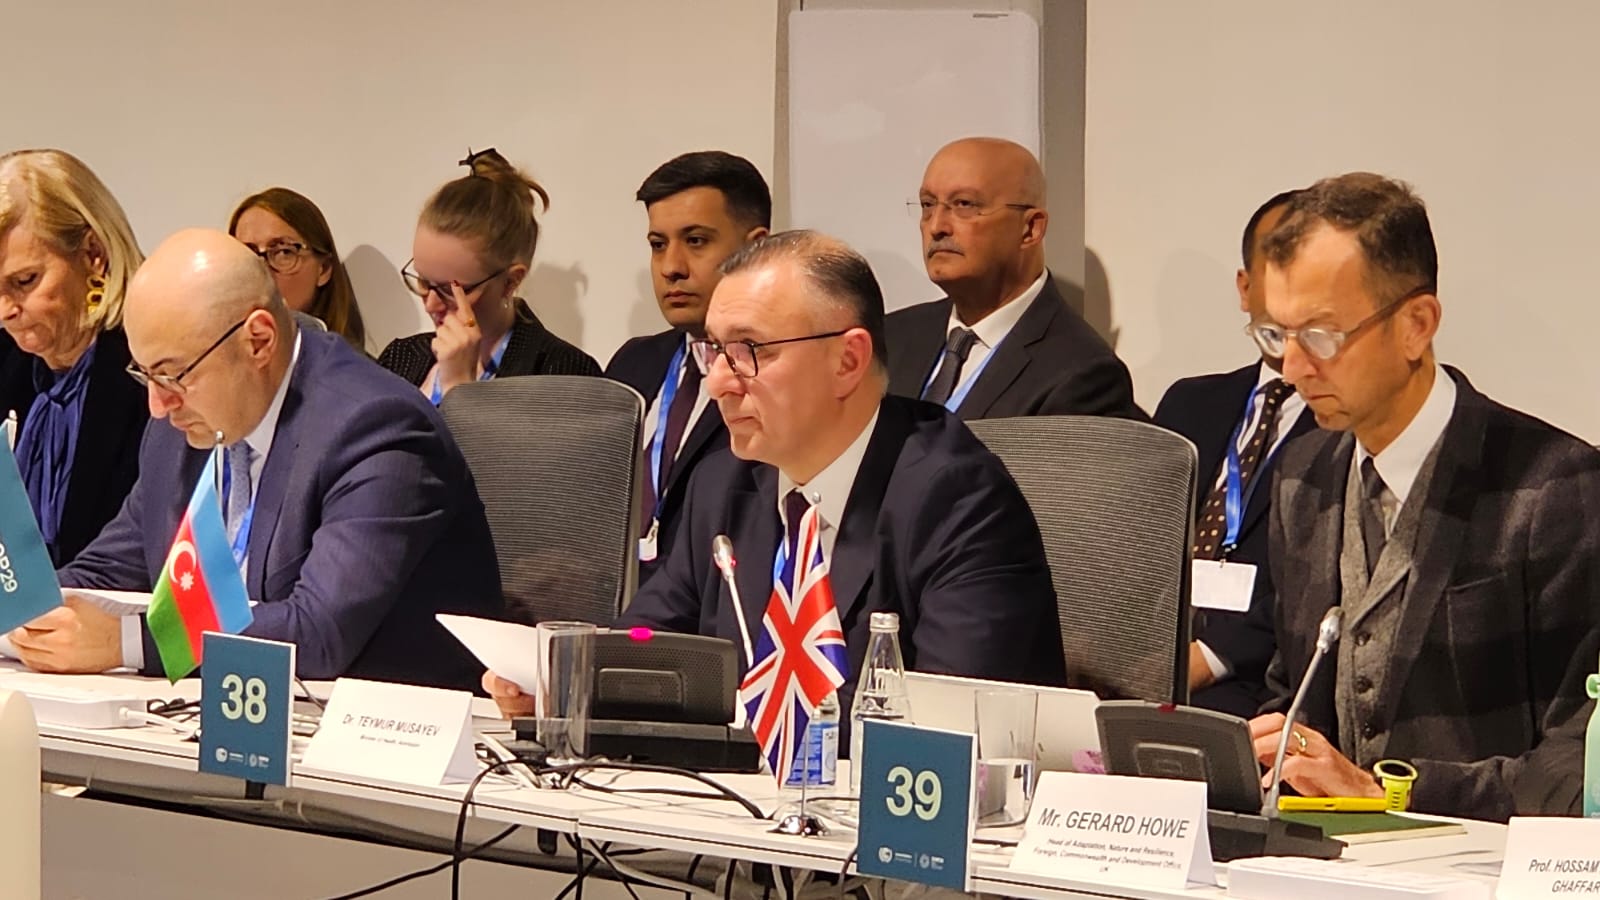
[442,376,644,626]
[968,415,1197,703]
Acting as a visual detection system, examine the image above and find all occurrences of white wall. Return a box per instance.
[0,0,777,362]
[1086,1,1600,441]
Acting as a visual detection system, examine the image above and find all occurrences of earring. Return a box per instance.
[86,273,107,309]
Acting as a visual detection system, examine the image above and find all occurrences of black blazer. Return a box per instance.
[618,394,1066,748]
[376,301,601,385]
[604,329,726,584]
[0,327,147,565]
[1262,369,1600,819]
[886,277,1146,421]
[1153,361,1316,718]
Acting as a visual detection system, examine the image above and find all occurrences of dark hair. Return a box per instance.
[229,187,366,351]
[719,229,888,370]
[1262,172,1437,306]
[421,147,550,271]
[1240,189,1303,270]
[636,151,772,230]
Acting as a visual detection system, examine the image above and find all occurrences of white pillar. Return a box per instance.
[0,691,39,900]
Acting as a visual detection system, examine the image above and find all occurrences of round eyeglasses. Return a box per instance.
[1247,286,1432,362]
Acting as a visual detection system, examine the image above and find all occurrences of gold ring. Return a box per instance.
[1292,729,1308,754]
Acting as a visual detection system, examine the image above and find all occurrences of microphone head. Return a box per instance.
[1316,606,1345,653]
[712,535,736,573]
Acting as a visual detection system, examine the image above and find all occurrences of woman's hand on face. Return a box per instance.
[429,280,483,396]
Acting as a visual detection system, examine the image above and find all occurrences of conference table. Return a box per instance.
[4,663,1508,899]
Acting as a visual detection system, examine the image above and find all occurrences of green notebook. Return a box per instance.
[1279,811,1467,845]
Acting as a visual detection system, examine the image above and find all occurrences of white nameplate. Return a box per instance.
[1497,817,1600,899]
[1011,771,1215,889]
[1190,559,1257,612]
[300,678,477,786]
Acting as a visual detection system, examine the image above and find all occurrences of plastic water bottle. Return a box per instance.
[786,690,839,788]
[1585,670,1600,817]
[850,611,912,794]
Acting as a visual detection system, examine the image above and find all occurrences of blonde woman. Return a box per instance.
[0,149,147,564]
[378,148,599,403]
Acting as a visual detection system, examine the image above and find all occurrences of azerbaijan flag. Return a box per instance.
[146,449,253,681]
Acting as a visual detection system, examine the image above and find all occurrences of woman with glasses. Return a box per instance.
[229,187,367,353]
[377,148,599,403]
[0,149,148,565]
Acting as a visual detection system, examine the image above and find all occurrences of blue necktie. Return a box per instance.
[226,442,254,545]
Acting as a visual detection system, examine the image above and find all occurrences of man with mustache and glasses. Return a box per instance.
[885,137,1143,421]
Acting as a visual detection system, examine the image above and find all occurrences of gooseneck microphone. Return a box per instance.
[1262,606,1345,818]
[712,535,755,668]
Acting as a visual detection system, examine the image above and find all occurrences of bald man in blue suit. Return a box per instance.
[13,230,501,689]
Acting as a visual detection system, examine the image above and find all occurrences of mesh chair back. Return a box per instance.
[441,376,644,626]
[968,416,1197,702]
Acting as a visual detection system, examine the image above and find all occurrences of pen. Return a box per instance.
[1278,796,1390,813]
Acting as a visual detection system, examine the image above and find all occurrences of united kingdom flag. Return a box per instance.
[738,499,849,784]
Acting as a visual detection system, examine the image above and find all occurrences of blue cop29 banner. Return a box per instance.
[0,439,65,633]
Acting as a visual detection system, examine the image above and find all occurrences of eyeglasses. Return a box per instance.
[246,241,319,276]
[688,330,849,378]
[907,197,1034,222]
[126,317,249,394]
[400,260,505,301]
[1247,286,1432,362]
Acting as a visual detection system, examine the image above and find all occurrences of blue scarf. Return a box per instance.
[16,339,97,564]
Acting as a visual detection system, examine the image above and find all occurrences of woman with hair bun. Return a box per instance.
[379,148,599,402]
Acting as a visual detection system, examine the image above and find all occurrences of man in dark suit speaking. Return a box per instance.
[487,230,1065,722]
[885,137,1142,421]
[1246,174,1600,820]
[11,229,501,689]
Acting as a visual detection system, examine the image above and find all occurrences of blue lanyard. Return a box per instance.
[646,343,688,519]
[219,456,256,569]
[429,330,512,406]
[1221,383,1285,554]
[920,333,1006,412]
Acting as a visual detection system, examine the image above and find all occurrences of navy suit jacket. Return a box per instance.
[886,277,1146,421]
[1153,361,1315,717]
[618,394,1066,749]
[604,329,727,585]
[61,328,503,689]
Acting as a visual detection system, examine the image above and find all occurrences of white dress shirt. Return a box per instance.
[775,411,880,561]
[923,270,1048,396]
[121,334,303,670]
[1352,362,1457,535]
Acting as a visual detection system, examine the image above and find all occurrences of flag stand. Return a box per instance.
[770,770,827,836]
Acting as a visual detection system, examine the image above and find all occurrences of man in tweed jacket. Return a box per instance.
[1244,173,1600,821]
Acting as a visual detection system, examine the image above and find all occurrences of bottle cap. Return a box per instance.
[869,611,900,631]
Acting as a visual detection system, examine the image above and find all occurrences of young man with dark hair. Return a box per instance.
[605,151,771,583]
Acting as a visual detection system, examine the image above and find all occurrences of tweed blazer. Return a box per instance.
[1260,367,1600,821]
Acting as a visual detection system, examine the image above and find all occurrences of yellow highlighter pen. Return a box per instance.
[1277,796,1390,813]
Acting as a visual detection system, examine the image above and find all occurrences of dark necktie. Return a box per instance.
[920,327,979,406]
[639,356,702,535]
[781,489,811,586]
[1359,457,1390,576]
[1192,378,1295,559]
